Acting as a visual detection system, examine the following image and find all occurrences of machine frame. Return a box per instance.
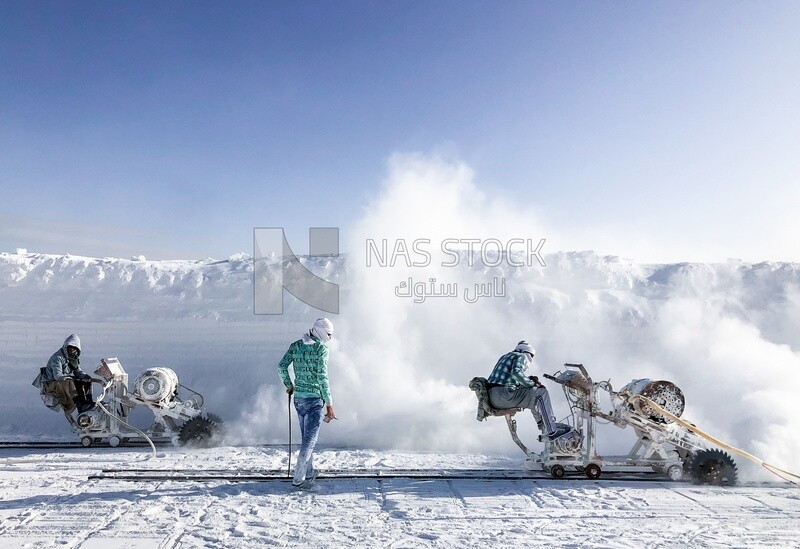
[472,363,734,482]
[72,357,217,447]
[527,363,695,479]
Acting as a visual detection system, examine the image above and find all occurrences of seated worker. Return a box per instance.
[487,340,571,440]
[40,334,96,414]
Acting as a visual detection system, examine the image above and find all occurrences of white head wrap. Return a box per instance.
[307,317,334,344]
[514,340,535,356]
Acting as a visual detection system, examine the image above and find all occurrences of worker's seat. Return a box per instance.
[31,368,79,430]
[468,377,524,420]
[469,377,529,454]
[491,407,522,417]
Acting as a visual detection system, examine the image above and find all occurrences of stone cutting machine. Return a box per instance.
[471,363,738,484]
[71,357,223,447]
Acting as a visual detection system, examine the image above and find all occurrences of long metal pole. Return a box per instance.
[287,393,292,478]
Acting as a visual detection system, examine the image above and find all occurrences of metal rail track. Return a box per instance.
[0,441,84,449]
[89,468,670,483]
[0,441,293,450]
[0,440,168,449]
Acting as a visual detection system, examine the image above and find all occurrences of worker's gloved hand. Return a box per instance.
[79,373,93,382]
[286,386,294,396]
[529,375,540,386]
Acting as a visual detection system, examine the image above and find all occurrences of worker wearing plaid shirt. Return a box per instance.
[487,341,571,440]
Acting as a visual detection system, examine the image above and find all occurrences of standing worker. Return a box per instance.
[278,317,337,489]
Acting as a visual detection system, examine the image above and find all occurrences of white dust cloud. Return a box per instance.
[283,153,800,477]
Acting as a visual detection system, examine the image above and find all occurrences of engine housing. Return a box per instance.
[133,367,180,403]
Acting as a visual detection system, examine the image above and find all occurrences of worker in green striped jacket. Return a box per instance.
[278,317,336,489]
[487,340,571,440]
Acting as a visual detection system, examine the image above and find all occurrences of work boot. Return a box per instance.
[292,480,320,492]
[78,402,96,414]
[548,424,573,440]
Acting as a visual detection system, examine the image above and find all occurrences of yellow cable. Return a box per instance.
[624,393,800,486]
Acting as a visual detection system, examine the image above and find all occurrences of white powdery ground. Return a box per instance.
[3,249,800,467]
[0,446,798,548]
[2,250,800,546]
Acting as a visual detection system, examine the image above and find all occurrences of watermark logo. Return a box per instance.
[365,237,546,304]
[253,227,340,314]
[366,238,546,268]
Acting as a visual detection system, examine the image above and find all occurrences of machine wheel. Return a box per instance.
[550,465,566,479]
[690,449,738,486]
[108,435,121,448]
[667,464,684,481]
[81,436,92,448]
[585,463,602,480]
[178,417,220,448]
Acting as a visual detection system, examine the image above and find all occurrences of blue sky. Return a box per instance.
[1,1,799,261]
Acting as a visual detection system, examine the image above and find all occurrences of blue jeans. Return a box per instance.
[293,397,324,485]
[489,385,557,434]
